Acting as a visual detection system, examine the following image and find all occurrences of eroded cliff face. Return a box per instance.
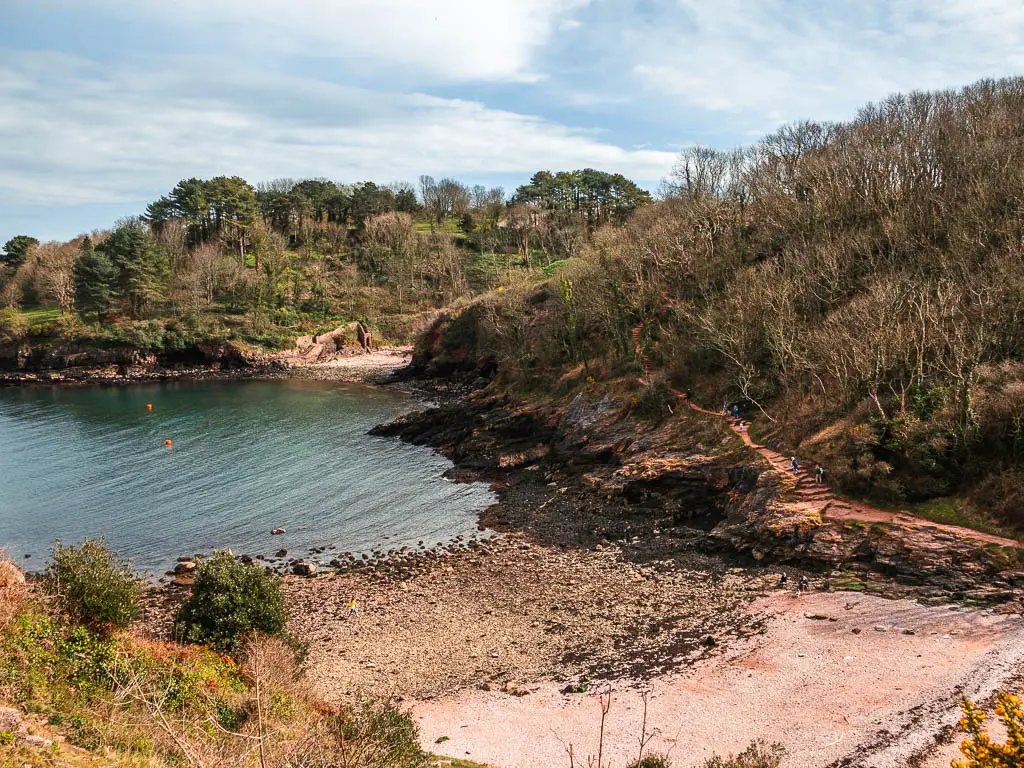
[0,341,270,384]
[375,387,1024,602]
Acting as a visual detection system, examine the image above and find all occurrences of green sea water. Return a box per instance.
[0,379,494,576]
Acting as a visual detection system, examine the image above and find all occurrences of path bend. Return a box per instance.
[677,394,1021,549]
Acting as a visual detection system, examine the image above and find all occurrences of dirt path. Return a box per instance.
[683,397,1020,548]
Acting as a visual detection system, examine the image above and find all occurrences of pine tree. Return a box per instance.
[99,222,169,318]
[74,237,115,321]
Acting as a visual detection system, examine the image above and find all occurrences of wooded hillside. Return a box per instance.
[421,77,1024,526]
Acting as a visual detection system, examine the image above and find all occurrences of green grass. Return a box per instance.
[906,497,1022,541]
[21,307,61,328]
[414,216,465,234]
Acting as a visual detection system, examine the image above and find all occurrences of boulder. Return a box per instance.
[0,707,22,733]
[173,561,197,575]
[0,561,26,589]
[271,528,286,535]
[292,562,317,577]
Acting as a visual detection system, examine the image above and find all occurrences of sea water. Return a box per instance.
[0,379,494,576]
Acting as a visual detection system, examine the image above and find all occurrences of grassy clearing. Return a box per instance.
[20,307,61,329]
[905,498,1022,541]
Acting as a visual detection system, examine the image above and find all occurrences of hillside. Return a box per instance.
[408,77,1024,537]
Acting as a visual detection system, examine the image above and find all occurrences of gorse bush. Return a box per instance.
[955,691,1024,767]
[174,552,287,652]
[43,537,141,628]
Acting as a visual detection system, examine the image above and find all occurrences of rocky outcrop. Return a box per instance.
[0,341,280,386]
[378,387,1024,602]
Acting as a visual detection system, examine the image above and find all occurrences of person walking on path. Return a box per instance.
[815,464,825,484]
[732,404,740,419]
[346,598,358,616]
[791,456,799,474]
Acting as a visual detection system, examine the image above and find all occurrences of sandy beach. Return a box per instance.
[282,346,412,383]
[286,534,1024,768]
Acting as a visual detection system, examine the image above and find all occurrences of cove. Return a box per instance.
[0,379,495,576]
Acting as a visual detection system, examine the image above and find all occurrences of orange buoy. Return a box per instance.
[164,439,172,446]
[146,403,153,411]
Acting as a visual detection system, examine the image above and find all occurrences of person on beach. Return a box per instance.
[346,598,358,616]
[798,576,809,595]
[815,464,825,484]
[777,573,788,588]
[791,456,799,474]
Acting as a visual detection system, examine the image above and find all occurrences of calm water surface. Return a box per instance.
[0,380,495,575]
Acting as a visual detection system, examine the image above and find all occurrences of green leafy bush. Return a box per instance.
[0,307,28,345]
[43,537,141,628]
[330,700,429,768]
[174,552,287,652]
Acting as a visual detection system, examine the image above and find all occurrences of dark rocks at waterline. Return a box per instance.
[292,562,317,577]
[271,528,286,535]
[275,549,288,559]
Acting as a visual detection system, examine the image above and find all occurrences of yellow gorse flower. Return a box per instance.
[955,691,1024,767]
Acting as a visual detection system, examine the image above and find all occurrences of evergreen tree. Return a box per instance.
[1,235,39,267]
[99,221,169,318]
[73,237,115,321]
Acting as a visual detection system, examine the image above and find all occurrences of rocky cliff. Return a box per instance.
[375,385,1024,603]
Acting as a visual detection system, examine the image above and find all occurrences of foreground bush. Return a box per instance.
[43,537,141,628]
[0,307,28,345]
[174,552,287,652]
[1,566,425,767]
[955,691,1024,767]
[701,741,785,768]
[628,754,672,768]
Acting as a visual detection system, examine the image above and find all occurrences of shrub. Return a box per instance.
[628,754,672,768]
[0,307,28,345]
[701,741,785,768]
[43,537,141,628]
[174,552,287,652]
[955,691,1024,767]
[328,699,429,768]
[0,552,27,630]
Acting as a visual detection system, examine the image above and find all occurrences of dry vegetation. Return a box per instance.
[414,77,1024,532]
[0,548,433,768]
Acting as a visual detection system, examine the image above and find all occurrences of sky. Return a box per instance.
[2,0,1024,244]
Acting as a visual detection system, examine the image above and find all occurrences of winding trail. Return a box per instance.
[680,395,1021,548]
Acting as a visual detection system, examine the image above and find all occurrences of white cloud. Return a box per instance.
[23,0,590,83]
[624,0,1024,133]
[0,51,676,207]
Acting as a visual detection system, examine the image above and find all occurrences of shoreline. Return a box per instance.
[0,346,413,389]
[11,362,1024,765]
[273,462,1024,767]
